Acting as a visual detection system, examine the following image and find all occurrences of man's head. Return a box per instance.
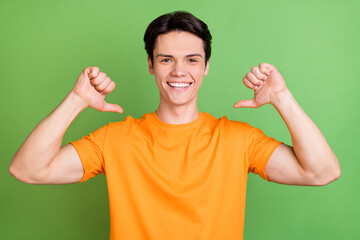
[143,11,212,108]
[144,11,212,67]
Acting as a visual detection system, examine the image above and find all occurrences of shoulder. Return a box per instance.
[203,113,254,132]
[107,115,140,127]
[105,113,153,133]
[201,112,260,138]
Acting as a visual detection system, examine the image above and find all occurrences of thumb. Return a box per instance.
[100,102,123,113]
[233,99,257,108]
[84,66,100,80]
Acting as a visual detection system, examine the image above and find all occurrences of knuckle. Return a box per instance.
[251,67,257,72]
[246,72,252,78]
[90,77,98,84]
[108,82,115,90]
[104,84,114,94]
[96,85,104,91]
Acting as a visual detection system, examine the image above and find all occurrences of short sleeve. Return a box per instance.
[245,123,282,182]
[70,124,109,183]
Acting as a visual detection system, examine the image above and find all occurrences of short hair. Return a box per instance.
[143,11,212,66]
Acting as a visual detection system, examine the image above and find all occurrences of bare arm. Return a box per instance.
[9,67,122,184]
[234,63,341,186]
[266,90,340,186]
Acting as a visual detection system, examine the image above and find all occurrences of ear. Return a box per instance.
[204,60,210,76]
[147,56,155,75]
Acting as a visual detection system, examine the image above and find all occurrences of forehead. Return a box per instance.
[154,31,205,56]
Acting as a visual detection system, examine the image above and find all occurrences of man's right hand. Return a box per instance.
[72,66,123,113]
[9,66,124,184]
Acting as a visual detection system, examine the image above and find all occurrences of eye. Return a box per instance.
[160,58,171,63]
[188,58,198,63]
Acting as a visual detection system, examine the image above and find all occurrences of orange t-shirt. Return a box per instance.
[70,112,282,240]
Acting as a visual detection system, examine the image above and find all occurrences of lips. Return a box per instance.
[166,82,193,88]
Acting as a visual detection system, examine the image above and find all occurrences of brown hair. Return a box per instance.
[143,11,212,66]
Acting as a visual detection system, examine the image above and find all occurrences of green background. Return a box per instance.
[1,0,359,239]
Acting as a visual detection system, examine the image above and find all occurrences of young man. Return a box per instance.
[9,11,340,240]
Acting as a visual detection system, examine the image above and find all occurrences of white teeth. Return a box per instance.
[167,82,191,88]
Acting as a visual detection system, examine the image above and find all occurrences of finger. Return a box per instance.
[246,72,263,86]
[102,81,116,94]
[243,77,258,90]
[100,102,123,113]
[259,63,271,75]
[95,77,111,92]
[233,99,257,108]
[85,66,100,79]
[251,66,268,81]
[90,72,107,86]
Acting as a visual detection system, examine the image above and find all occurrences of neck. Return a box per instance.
[156,102,199,125]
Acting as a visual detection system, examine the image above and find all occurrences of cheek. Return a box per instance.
[153,70,168,87]
[189,67,206,79]
[154,65,170,77]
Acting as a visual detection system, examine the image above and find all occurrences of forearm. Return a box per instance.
[271,89,340,178]
[9,91,87,180]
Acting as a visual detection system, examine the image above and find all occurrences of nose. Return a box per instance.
[171,61,187,77]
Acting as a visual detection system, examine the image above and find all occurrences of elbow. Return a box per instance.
[330,166,341,183]
[316,160,341,186]
[9,155,27,183]
[328,156,341,184]
[321,169,341,186]
[9,161,41,184]
[8,163,16,179]
[9,163,28,183]
[9,163,24,183]
[8,161,21,180]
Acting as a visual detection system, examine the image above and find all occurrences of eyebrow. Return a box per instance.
[156,53,203,58]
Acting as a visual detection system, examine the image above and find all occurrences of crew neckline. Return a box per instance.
[149,111,205,131]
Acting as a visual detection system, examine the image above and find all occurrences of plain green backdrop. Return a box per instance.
[1,0,359,239]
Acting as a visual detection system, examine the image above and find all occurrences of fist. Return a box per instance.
[234,63,287,108]
[72,66,123,113]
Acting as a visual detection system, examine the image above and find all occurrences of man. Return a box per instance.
[9,11,340,240]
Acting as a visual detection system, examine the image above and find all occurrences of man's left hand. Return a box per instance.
[233,63,288,108]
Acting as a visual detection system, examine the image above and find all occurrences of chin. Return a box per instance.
[169,100,190,106]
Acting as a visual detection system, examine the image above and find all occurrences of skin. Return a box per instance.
[9,31,340,186]
[148,31,209,124]
[234,63,341,185]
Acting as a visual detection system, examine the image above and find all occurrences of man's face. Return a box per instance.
[148,31,209,107]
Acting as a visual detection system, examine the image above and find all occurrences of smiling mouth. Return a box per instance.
[166,82,193,88]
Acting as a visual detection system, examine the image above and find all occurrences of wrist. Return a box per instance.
[270,89,294,111]
[67,91,89,112]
